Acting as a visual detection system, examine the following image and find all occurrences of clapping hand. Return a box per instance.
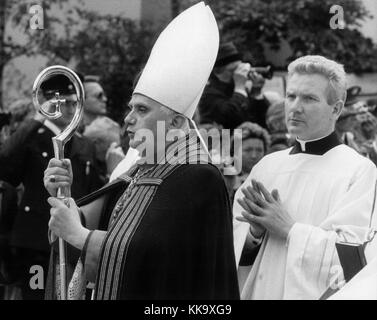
[236,179,295,239]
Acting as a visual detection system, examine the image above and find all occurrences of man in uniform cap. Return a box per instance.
[44,2,239,300]
[83,116,122,183]
[0,73,103,299]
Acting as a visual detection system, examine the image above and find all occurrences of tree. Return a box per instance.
[2,0,154,123]
[68,11,154,122]
[1,0,74,110]
[178,0,377,73]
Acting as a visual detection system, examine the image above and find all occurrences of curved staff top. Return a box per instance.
[32,65,85,300]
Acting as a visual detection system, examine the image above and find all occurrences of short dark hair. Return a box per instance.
[84,75,101,84]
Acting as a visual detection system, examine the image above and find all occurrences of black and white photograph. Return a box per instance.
[0,0,377,307]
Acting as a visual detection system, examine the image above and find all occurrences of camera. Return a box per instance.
[0,112,11,130]
[248,65,273,80]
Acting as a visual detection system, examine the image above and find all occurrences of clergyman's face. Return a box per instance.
[285,73,338,141]
[124,93,172,150]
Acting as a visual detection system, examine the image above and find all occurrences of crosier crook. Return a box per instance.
[32,65,85,300]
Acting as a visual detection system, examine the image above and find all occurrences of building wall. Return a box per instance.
[141,0,172,32]
[360,0,377,44]
[84,0,141,19]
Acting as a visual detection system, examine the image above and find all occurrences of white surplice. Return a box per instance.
[233,144,377,299]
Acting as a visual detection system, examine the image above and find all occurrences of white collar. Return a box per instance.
[296,133,331,152]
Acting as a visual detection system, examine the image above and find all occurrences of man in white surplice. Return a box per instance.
[233,55,377,300]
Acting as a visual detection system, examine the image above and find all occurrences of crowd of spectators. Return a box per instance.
[0,41,377,300]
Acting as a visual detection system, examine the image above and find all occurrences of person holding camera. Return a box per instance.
[198,42,271,130]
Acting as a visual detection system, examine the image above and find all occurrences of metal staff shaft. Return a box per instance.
[32,65,85,300]
[53,138,69,300]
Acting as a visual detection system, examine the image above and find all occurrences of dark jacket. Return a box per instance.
[0,180,18,284]
[0,119,103,252]
[47,164,240,300]
[198,76,270,129]
[198,77,248,130]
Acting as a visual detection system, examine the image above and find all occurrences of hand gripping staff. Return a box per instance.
[32,65,85,300]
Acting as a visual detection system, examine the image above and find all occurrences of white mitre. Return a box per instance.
[111,3,218,181]
[133,1,219,118]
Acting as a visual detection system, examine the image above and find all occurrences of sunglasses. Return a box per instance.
[95,92,106,100]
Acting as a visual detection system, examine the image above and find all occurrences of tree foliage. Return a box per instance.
[2,0,154,122]
[33,8,154,122]
[2,0,377,116]
[181,0,377,73]
[1,0,75,110]
[76,13,154,122]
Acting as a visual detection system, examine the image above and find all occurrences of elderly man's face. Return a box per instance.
[84,82,107,116]
[285,73,338,140]
[124,93,172,150]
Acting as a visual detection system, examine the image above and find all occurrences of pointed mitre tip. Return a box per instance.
[133,1,219,118]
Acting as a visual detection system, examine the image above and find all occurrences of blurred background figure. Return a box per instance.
[336,86,377,163]
[265,99,292,153]
[196,121,236,194]
[7,99,35,134]
[82,75,108,128]
[0,99,35,299]
[244,66,276,129]
[0,179,18,299]
[83,116,124,183]
[0,99,35,148]
[226,121,270,202]
[197,121,224,160]
[228,121,270,289]
[198,42,273,130]
[268,134,292,153]
[0,111,12,149]
[0,73,103,300]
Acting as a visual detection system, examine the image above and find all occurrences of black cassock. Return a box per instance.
[118,164,238,299]
[47,135,240,300]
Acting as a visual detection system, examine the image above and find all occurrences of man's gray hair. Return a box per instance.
[287,55,347,105]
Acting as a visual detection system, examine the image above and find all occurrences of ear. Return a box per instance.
[212,66,225,78]
[332,100,344,119]
[169,113,187,130]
